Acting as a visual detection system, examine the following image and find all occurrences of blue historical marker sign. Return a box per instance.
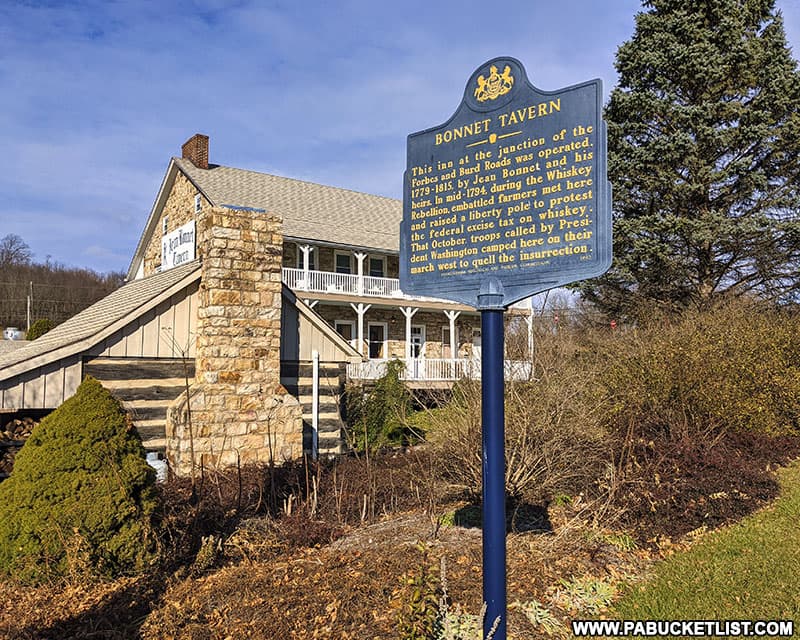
[400,56,612,308]
[400,57,613,640]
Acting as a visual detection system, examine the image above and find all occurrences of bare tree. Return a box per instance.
[0,235,32,268]
[0,235,124,328]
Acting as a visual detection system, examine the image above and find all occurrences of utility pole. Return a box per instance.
[26,281,32,332]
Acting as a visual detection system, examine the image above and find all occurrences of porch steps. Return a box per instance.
[281,361,347,456]
[86,357,347,458]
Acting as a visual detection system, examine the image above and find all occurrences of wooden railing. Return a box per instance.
[282,268,417,300]
[346,358,532,382]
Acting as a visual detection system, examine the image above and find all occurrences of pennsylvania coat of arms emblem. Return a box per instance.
[474,64,514,102]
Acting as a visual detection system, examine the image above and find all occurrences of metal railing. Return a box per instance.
[346,358,532,382]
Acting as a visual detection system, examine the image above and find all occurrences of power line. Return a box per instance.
[0,281,120,291]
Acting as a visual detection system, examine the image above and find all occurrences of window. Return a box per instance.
[367,323,387,359]
[334,320,356,347]
[335,251,352,274]
[162,216,169,236]
[296,245,317,271]
[368,256,385,278]
[194,194,202,213]
[411,325,426,358]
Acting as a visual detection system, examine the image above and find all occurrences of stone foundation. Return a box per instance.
[167,384,302,474]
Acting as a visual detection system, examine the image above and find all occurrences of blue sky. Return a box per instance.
[2,0,800,274]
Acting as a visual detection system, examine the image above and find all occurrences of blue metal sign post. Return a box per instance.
[399,57,612,638]
[478,279,507,638]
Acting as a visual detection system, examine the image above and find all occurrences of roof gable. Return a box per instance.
[0,261,202,381]
[128,157,402,280]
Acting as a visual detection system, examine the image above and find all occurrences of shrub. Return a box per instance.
[592,300,800,540]
[344,358,417,451]
[613,430,800,541]
[598,300,800,440]
[26,318,53,340]
[0,377,159,583]
[392,544,442,639]
[425,328,613,503]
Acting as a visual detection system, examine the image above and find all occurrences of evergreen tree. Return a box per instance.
[580,0,800,317]
[0,377,158,583]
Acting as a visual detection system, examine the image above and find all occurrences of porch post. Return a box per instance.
[526,297,535,376]
[355,252,367,296]
[351,302,371,356]
[399,307,418,362]
[311,349,320,460]
[443,310,460,377]
[299,244,314,292]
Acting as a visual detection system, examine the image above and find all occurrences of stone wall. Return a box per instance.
[143,172,211,276]
[166,206,303,476]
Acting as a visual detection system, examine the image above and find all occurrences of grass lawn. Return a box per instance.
[610,460,800,634]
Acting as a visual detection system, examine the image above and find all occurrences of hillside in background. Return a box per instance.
[0,234,125,332]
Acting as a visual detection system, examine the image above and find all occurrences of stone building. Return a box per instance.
[0,134,530,475]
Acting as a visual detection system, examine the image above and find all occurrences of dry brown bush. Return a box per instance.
[424,327,613,504]
[596,298,800,443]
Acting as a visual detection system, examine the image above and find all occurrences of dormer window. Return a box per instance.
[194,194,202,213]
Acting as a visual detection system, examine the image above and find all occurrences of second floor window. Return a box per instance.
[335,252,352,274]
[369,256,385,278]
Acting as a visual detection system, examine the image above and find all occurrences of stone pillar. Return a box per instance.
[166,205,303,476]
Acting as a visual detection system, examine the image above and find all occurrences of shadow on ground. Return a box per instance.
[453,502,552,533]
[8,575,164,640]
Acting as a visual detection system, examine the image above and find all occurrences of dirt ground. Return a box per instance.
[0,502,666,640]
[2,430,798,639]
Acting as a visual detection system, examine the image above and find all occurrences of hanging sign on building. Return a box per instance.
[400,56,612,308]
[161,220,196,271]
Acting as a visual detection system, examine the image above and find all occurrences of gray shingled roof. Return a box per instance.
[0,341,28,356]
[0,261,201,376]
[175,158,402,252]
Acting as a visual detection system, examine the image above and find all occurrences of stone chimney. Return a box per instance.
[181,133,209,169]
[165,205,303,476]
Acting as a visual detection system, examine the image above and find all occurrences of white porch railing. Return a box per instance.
[282,267,415,299]
[347,358,532,382]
